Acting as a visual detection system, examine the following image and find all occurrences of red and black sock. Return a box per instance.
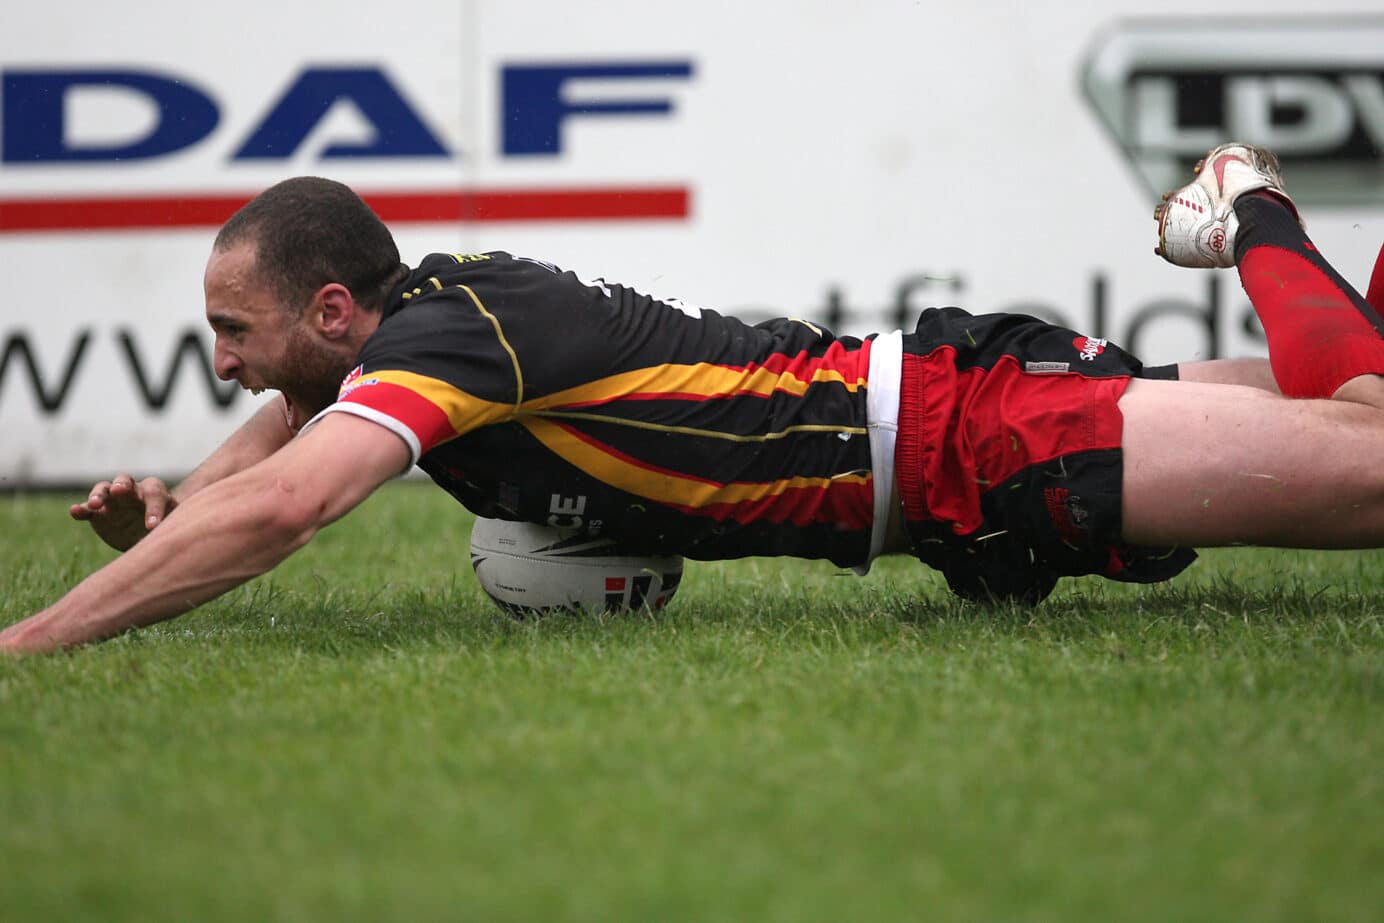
[1368,242,1384,313]
[1234,193,1384,398]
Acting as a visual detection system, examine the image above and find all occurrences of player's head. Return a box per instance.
[213,177,404,316]
[205,178,402,421]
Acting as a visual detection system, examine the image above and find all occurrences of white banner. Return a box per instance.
[3,1,1382,485]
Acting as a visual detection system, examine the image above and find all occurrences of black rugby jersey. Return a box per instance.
[319,252,881,566]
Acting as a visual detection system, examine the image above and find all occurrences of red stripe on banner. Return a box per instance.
[0,186,691,233]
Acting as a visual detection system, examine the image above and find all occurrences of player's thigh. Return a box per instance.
[1119,377,1384,547]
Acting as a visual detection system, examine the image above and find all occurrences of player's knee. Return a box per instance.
[1330,374,1384,411]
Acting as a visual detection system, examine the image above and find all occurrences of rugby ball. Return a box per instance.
[469,517,683,617]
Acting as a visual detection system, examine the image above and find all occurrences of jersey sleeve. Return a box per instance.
[311,284,522,466]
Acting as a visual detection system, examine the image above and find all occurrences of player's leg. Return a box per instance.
[1166,241,1384,393]
[1156,143,1384,411]
[1174,357,1279,391]
[1368,242,1384,312]
[1236,195,1384,409]
[1120,378,1384,547]
[1125,144,1384,547]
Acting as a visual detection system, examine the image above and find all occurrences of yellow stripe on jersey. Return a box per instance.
[399,276,444,300]
[519,416,870,508]
[528,408,866,443]
[522,360,865,412]
[363,369,515,432]
[457,284,524,412]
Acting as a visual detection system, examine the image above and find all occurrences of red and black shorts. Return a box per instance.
[896,307,1196,604]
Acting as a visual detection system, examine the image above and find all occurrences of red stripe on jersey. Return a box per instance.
[671,479,875,530]
[738,339,871,386]
[535,420,871,527]
[647,342,871,401]
[339,381,456,452]
[553,422,723,487]
[898,349,1127,534]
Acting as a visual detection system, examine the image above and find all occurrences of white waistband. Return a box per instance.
[855,329,902,575]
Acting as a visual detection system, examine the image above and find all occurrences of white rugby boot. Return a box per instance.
[1153,143,1300,268]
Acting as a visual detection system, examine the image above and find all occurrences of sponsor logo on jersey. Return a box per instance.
[1073,336,1107,361]
[1083,18,1384,206]
[337,364,378,398]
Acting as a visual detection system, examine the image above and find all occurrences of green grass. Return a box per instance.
[2,483,1382,922]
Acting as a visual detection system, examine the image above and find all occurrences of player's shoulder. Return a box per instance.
[408,250,565,282]
[396,251,513,289]
[392,251,588,307]
[364,252,564,352]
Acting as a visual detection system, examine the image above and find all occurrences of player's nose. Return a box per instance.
[213,340,242,381]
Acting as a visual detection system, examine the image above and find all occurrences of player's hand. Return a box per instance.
[69,474,178,552]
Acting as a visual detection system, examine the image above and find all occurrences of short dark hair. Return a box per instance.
[215,177,404,314]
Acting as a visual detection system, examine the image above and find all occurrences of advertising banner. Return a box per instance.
[3,1,1382,486]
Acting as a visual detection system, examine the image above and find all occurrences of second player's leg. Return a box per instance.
[1175,358,1279,391]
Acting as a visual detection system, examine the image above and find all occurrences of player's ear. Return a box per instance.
[315,283,355,337]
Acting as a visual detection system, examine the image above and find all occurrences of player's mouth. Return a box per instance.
[240,380,275,397]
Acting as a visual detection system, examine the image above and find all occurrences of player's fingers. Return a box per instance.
[139,478,172,529]
[82,480,114,511]
[109,473,137,495]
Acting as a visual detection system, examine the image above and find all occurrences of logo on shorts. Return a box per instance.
[1209,227,1227,253]
[1044,486,1090,545]
[1073,336,1108,362]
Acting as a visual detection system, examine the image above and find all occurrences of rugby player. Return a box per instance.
[5,143,1384,652]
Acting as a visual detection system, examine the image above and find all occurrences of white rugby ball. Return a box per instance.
[469,517,684,617]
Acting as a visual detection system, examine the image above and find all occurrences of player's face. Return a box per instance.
[203,242,345,421]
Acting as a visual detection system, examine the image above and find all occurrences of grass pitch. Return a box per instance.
[2,482,1382,922]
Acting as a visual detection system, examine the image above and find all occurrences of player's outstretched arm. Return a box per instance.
[3,413,408,654]
[70,398,298,551]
